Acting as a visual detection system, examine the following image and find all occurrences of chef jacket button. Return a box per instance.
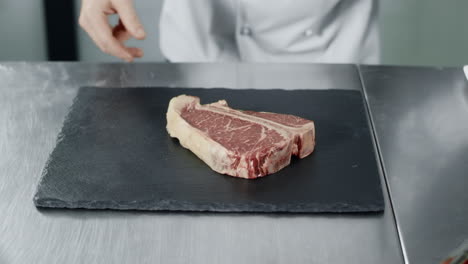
[304,28,314,37]
[240,26,252,36]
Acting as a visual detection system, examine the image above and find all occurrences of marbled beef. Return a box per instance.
[166,95,315,179]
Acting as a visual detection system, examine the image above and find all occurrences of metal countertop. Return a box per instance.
[0,62,415,264]
[360,65,468,264]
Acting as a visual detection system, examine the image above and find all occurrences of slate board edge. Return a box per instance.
[34,197,384,213]
[32,89,83,206]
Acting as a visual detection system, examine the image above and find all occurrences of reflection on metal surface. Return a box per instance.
[440,238,468,264]
[362,66,468,264]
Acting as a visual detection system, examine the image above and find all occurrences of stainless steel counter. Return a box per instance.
[0,62,429,264]
[360,66,468,264]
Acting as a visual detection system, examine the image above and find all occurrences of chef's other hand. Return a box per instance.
[79,0,146,62]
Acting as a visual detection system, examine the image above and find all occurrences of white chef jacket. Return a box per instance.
[160,0,379,63]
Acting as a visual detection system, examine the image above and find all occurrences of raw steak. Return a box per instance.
[166,95,315,179]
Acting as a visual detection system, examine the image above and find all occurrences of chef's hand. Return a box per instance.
[79,0,146,62]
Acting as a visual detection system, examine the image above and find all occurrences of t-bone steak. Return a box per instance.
[166,95,315,179]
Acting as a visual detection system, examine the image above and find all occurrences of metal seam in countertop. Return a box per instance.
[357,64,408,264]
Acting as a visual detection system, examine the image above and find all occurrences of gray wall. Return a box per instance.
[0,0,47,61]
[380,0,468,66]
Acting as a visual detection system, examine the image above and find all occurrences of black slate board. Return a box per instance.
[34,87,384,213]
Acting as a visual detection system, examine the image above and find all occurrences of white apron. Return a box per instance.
[160,0,379,63]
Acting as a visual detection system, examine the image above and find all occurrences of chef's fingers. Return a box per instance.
[126,47,144,58]
[113,20,132,43]
[89,13,133,62]
[112,0,146,40]
[112,21,143,58]
[78,0,144,61]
